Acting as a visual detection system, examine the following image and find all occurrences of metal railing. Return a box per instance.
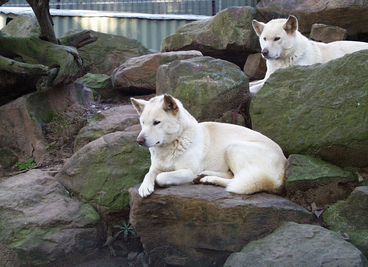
[2,0,257,16]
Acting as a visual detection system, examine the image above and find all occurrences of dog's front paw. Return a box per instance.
[138,182,154,198]
[193,174,205,184]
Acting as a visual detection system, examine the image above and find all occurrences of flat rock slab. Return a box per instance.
[129,183,316,267]
[224,222,368,267]
[286,154,358,210]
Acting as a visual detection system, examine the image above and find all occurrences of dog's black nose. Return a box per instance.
[261,49,269,56]
[136,136,145,146]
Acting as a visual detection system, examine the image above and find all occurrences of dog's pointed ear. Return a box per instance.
[163,94,179,116]
[252,20,265,36]
[283,15,298,35]
[131,98,147,115]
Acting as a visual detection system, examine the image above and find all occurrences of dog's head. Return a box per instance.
[131,94,184,148]
[252,15,298,60]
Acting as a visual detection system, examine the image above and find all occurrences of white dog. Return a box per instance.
[131,94,287,198]
[249,15,368,94]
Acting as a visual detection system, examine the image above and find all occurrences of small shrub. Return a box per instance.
[113,221,136,240]
[14,157,36,171]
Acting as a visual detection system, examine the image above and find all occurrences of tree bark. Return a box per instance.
[0,33,82,101]
[26,0,58,44]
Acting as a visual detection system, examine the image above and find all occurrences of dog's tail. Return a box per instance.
[226,166,284,195]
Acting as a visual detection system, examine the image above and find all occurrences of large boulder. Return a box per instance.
[0,14,40,36]
[63,30,152,76]
[161,7,261,68]
[323,186,368,258]
[111,50,203,95]
[129,184,316,267]
[286,154,358,210]
[256,0,368,36]
[156,56,250,126]
[0,170,101,266]
[250,50,368,168]
[56,130,150,215]
[224,222,368,267]
[74,105,140,152]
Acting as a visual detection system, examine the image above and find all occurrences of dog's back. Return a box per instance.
[313,40,368,63]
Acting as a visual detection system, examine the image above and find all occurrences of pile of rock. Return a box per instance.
[1,0,368,266]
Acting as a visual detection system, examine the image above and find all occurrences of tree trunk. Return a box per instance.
[0,33,83,104]
[26,0,58,44]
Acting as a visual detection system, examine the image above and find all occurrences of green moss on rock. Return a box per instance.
[57,131,150,214]
[323,186,368,258]
[251,51,368,167]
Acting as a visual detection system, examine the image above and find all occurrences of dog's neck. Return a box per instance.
[284,32,310,66]
[151,119,200,161]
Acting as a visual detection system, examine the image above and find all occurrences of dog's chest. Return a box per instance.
[151,146,195,172]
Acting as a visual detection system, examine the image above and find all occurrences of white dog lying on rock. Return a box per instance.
[131,94,287,198]
[249,15,368,94]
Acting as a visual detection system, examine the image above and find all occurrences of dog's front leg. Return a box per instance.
[139,168,160,198]
[156,169,195,187]
[249,79,265,94]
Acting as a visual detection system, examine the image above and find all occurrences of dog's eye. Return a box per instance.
[263,37,267,41]
[274,37,281,41]
[153,120,161,126]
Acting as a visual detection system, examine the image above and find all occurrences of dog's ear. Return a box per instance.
[283,15,298,35]
[131,98,147,115]
[163,94,179,116]
[252,20,265,36]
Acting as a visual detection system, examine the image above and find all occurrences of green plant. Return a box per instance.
[14,157,36,171]
[113,221,136,240]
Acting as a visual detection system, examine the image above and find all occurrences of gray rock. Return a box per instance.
[111,50,203,95]
[224,222,368,267]
[76,73,115,100]
[63,30,152,75]
[257,0,368,36]
[286,154,358,210]
[1,14,40,36]
[0,148,18,169]
[250,50,368,168]
[0,242,21,267]
[129,184,316,267]
[323,186,368,258]
[310,24,347,43]
[0,170,100,266]
[157,56,250,126]
[74,105,140,152]
[244,53,266,81]
[57,131,150,215]
[0,83,90,163]
[161,6,261,68]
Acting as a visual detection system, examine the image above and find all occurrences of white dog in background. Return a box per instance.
[249,15,368,94]
[131,94,287,198]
